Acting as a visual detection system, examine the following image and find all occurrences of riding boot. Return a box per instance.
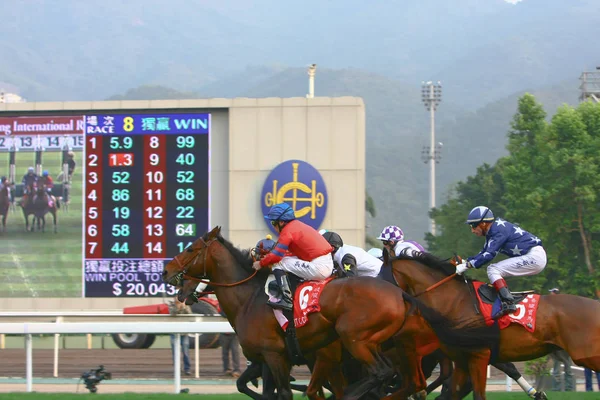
[493,279,517,318]
[268,269,293,311]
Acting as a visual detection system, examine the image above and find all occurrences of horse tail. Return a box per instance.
[402,291,499,351]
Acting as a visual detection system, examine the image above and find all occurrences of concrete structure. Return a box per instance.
[0,97,365,310]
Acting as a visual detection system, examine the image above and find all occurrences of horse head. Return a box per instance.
[163,226,258,304]
[162,226,221,287]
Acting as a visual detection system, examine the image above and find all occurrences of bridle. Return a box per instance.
[169,236,257,288]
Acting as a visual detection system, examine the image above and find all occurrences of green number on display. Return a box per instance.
[176,136,195,148]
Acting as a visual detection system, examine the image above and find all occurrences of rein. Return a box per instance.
[172,237,258,287]
[413,273,457,297]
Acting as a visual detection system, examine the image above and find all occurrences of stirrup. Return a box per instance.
[267,298,293,311]
[492,302,517,319]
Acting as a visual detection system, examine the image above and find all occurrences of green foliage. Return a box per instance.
[430,95,600,297]
[524,355,551,377]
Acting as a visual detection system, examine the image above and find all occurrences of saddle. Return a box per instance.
[476,283,535,305]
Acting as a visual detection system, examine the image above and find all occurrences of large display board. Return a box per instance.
[0,112,210,298]
[83,113,209,297]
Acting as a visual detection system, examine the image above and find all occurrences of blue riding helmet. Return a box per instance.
[42,170,49,177]
[466,206,495,224]
[264,203,296,222]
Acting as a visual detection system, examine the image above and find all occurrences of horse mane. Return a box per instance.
[394,250,458,277]
[202,231,254,272]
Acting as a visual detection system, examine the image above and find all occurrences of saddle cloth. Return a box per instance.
[472,281,540,333]
[267,276,334,331]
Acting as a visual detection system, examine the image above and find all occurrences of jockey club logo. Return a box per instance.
[261,160,328,234]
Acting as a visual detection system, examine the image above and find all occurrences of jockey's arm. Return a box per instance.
[340,253,358,277]
[468,229,506,268]
[260,232,292,267]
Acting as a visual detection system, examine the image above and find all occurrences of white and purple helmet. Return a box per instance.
[377,225,404,242]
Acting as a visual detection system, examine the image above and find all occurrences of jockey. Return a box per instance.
[40,171,54,192]
[67,151,76,179]
[377,225,425,257]
[320,230,383,278]
[39,171,55,207]
[21,167,38,189]
[455,206,547,319]
[252,203,334,311]
[251,234,277,262]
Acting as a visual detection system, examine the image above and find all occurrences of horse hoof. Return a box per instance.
[535,392,548,400]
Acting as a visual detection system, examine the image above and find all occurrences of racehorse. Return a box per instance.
[19,183,37,232]
[388,250,600,400]
[31,184,58,233]
[0,184,10,233]
[379,255,547,400]
[163,226,496,400]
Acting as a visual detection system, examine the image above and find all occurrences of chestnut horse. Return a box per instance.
[0,184,10,233]
[31,185,58,233]
[388,251,600,400]
[162,227,494,400]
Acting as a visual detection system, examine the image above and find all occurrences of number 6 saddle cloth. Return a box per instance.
[266,276,334,331]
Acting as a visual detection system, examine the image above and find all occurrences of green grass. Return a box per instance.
[0,393,598,400]
[0,150,83,297]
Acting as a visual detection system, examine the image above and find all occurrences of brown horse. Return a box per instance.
[31,185,58,233]
[162,227,492,400]
[388,250,600,400]
[0,184,11,233]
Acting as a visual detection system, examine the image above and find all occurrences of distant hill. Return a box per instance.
[2,0,598,109]
[109,69,582,241]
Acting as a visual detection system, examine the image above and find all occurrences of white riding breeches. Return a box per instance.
[271,254,334,281]
[487,246,547,284]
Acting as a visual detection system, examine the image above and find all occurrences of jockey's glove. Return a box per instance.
[456,261,471,275]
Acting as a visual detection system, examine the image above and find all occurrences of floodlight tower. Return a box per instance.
[579,66,600,103]
[307,64,317,99]
[421,81,442,235]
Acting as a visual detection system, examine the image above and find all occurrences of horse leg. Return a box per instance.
[493,361,541,398]
[235,361,265,400]
[263,351,293,400]
[382,349,427,400]
[52,210,57,233]
[447,361,470,400]
[466,353,489,400]
[340,346,394,400]
[425,351,453,395]
[306,344,345,400]
[23,211,29,232]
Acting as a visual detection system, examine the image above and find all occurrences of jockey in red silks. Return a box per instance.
[252,203,334,311]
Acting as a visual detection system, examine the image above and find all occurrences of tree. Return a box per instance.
[430,94,600,297]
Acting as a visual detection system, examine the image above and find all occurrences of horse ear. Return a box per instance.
[207,226,219,239]
[383,247,390,266]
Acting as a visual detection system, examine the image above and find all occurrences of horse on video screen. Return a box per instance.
[0,183,11,233]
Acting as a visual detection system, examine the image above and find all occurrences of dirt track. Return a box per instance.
[0,347,584,383]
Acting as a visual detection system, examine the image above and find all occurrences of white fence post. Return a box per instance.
[25,333,32,392]
[194,333,200,379]
[53,316,62,377]
[174,333,181,394]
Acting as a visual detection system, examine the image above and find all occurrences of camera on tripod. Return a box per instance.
[80,365,112,393]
